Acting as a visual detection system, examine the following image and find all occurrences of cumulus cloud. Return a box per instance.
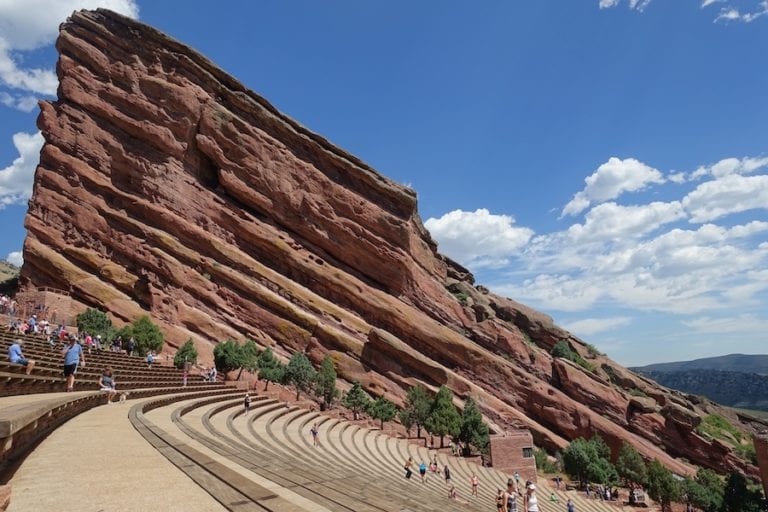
[567,201,685,242]
[562,157,665,217]
[564,317,632,336]
[5,251,23,267]
[0,0,139,95]
[0,131,44,208]
[683,174,768,222]
[689,156,768,181]
[424,208,534,268]
[0,91,38,112]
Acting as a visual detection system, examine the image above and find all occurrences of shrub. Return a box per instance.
[562,435,617,486]
[453,291,469,304]
[534,448,559,473]
[551,340,593,372]
[173,338,198,369]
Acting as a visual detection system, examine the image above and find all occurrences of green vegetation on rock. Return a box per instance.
[551,340,594,372]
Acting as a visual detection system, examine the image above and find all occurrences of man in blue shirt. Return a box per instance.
[62,336,85,392]
[7,339,35,375]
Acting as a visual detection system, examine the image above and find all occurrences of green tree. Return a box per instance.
[401,384,432,439]
[238,339,260,379]
[285,352,317,400]
[645,459,680,512]
[213,339,245,376]
[131,315,164,356]
[721,472,762,512]
[425,386,461,448]
[562,436,616,487]
[76,308,112,337]
[256,347,284,390]
[368,396,398,429]
[314,355,339,410]
[616,442,647,489]
[682,469,723,512]
[534,448,559,474]
[457,397,490,455]
[342,381,371,420]
[398,409,415,437]
[173,338,198,369]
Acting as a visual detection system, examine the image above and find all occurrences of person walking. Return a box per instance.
[244,392,252,417]
[443,464,452,486]
[146,351,154,368]
[7,339,35,375]
[419,461,428,483]
[470,472,479,497]
[503,478,518,512]
[310,422,319,447]
[404,456,413,479]
[567,498,575,512]
[126,337,136,356]
[525,483,539,512]
[62,336,85,392]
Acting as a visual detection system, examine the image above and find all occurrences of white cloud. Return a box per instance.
[567,201,685,242]
[683,174,768,222]
[564,317,632,336]
[702,0,721,6]
[598,0,652,10]
[0,91,38,112]
[668,172,687,184]
[683,314,768,334]
[716,1,768,22]
[0,131,44,208]
[562,157,665,216]
[0,0,139,95]
[690,156,768,181]
[425,208,534,268]
[5,251,22,267]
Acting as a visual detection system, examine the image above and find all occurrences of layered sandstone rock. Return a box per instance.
[22,8,763,478]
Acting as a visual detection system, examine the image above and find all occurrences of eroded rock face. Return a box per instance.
[21,8,762,479]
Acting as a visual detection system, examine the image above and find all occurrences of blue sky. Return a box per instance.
[1,0,766,365]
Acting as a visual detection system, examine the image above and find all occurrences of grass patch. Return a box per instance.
[628,388,648,397]
[696,414,743,443]
[585,343,603,357]
[734,441,757,465]
[552,340,594,372]
[452,291,469,304]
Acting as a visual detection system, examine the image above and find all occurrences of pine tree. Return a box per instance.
[616,442,647,489]
[342,382,371,420]
[402,384,432,439]
[314,354,339,410]
[425,386,461,448]
[131,315,164,356]
[368,396,398,430]
[173,338,198,369]
[256,347,284,390]
[646,459,680,512]
[457,397,489,455]
[237,339,260,380]
[285,352,317,400]
[213,339,245,376]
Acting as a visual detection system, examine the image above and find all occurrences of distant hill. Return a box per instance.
[632,354,768,376]
[0,260,20,296]
[636,369,768,412]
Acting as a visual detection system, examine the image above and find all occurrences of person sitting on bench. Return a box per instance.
[8,339,35,375]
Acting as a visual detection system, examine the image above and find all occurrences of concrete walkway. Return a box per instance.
[7,397,227,512]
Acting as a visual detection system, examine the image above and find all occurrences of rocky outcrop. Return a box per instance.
[21,8,763,479]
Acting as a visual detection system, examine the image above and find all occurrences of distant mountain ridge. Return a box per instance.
[635,369,768,412]
[632,353,768,376]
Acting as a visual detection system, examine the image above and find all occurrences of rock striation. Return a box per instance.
[22,8,763,478]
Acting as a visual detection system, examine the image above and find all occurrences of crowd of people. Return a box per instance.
[0,294,17,316]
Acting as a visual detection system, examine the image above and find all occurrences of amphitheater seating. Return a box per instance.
[0,330,628,511]
[132,392,626,512]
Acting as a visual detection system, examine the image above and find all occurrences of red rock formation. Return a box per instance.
[21,8,763,479]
